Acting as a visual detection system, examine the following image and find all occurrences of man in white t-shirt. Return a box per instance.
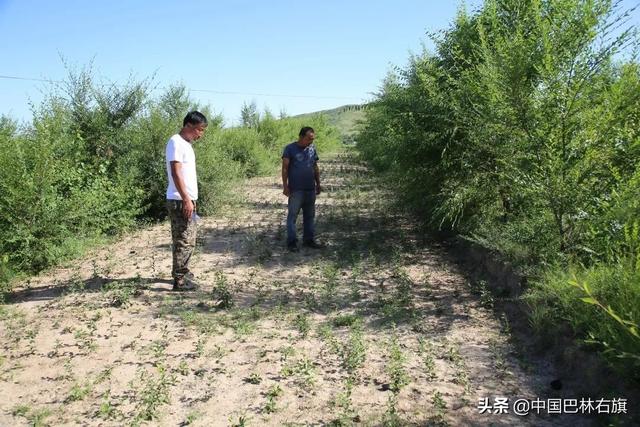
[166,111,208,291]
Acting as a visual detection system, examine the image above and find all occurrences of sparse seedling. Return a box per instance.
[418,337,437,380]
[12,404,30,417]
[74,328,97,352]
[332,314,359,328]
[342,323,366,374]
[430,391,449,426]
[133,364,176,422]
[294,312,311,338]
[185,410,203,425]
[98,390,118,420]
[229,414,250,427]
[264,384,283,414]
[321,263,340,306]
[387,328,409,393]
[103,279,144,308]
[212,271,234,309]
[66,381,92,402]
[383,326,409,425]
[244,372,262,384]
[446,342,471,394]
[13,404,52,427]
[176,360,190,376]
[281,356,316,390]
[279,345,296,362]
[331,377,357,426]
[195,336,206,357]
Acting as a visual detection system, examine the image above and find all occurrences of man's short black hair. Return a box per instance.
[183,111,208,127]
[299,126,315,138]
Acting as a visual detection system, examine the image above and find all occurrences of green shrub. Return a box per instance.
[525,255,640,376]
[0,67,341,301]
[356,0,640,374]
[357,0,639,267]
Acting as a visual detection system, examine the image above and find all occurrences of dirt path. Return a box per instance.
[1,151,590,426]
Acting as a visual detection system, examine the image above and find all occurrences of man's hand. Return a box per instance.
[316,184,322,195]
[182,199,194,220]
[282,157,290,197]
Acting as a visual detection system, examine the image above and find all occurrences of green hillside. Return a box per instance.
[294,104,367,141]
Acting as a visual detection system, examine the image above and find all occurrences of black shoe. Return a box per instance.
[302,240,324,249]
[287,243,299,252]
[173,277,198,291]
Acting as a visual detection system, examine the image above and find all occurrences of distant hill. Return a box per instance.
[293,104,368,141]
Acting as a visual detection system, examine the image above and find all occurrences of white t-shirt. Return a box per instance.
[166,134,198,200]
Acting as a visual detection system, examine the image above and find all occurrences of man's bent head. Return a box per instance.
[182,111,208,141]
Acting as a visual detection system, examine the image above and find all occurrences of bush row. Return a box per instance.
[0,70,340,294]
[356,0,639,376]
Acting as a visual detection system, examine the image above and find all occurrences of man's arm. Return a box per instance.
[282,157,290,196]
[170,161,194,220]
[314,163,321,195]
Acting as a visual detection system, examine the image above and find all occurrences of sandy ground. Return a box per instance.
[0,151,595,426]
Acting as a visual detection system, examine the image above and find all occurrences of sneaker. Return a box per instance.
[173,276,198,291]
[287,243,299,252]
[302,240,324,249]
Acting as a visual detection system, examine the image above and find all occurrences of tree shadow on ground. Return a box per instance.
[6,276,174,304]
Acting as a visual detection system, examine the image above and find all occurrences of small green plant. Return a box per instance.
[331,376,357,426]
[332,314,359,328]
[293,312,311,338]
[103,278,144,307]
[184,410,202,425]
[342,323,366,374]
[446,342,471,394]
[176,360,190,376]
[98,390,118,420]
[349,260,363,301]
[12,404,31,417]
[488,338,508,378]
[418,337,437,380]
[245,232,272,263]
[245,372,262,384]
[66,381,92,402]
[74,328,97,352]
[387,327,409,393]
[212,271,234,309]
[13,405,52,427]
[430,391,449,426]
[148,339,168,361]
[382,394,402,427]
[281,356,316,390]
[133,364,176,422]
[28,408,52,427]
[321,263,340,305]
[264,384,283,414]
[279,345,296,362]
[392,267,413,308]
[383,325,409,425]
[229,414,249,427]
[195,336,206,357]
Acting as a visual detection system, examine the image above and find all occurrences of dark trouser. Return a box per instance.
[287,190,316,245]
[167,200,197,280]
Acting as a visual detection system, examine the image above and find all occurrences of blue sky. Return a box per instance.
[0,0,638,125]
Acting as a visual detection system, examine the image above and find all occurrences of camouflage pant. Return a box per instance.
[167,200,197,280]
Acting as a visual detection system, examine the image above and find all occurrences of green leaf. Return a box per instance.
[580,297,598,305]
[605,307,625,325]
